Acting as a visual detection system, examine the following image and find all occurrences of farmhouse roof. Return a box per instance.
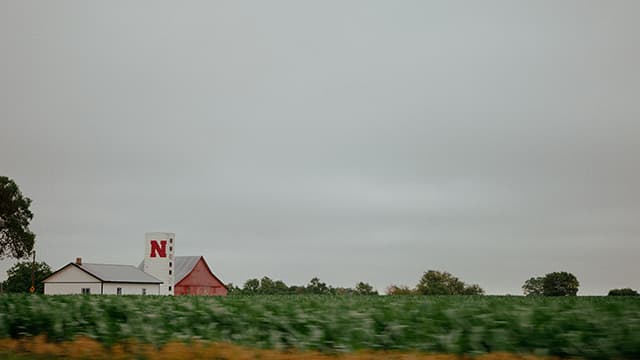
[44,262,162,284]
[79,263,162,284]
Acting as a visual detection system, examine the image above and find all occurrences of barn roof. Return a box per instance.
[174,256,228,291]
[174,256,201,283]
[137,256,228,290]
[78,263,162,284]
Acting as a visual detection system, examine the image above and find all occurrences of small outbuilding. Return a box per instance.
[174,256,228,296]
[43,258,162,295]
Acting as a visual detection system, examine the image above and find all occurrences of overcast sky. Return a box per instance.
[1,1,639,295]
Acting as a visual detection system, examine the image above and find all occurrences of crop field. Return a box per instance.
[0,294,638,359]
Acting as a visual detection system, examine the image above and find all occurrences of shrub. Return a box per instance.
[542,271,579,296]
[608,288,639,296]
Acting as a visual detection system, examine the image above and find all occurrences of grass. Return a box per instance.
[0,294,638,359]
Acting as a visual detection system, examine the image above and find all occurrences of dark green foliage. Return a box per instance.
[355,282,378,295]
[258,277,276,294]
[306,277,330,294]
[332,286,357,295]
[242,278,260,294]
[244,277,290,295]
[416,270,484,295]
[0,294,639,359]
[542,272,579,296]
[2,261,52,294]
[232,276,379,295]
[523,272,580,297]
[0,177,35,260]
[461,283,485,295]
[225,283,242,295]
[522,276,544,296]
[608,288,639,296]
[386,284,415,295]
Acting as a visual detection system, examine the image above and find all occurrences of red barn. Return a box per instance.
[174,256,228,296]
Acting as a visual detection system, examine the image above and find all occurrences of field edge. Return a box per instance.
[0,336,565,360]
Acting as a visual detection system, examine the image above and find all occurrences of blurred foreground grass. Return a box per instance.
[0,295,638,359]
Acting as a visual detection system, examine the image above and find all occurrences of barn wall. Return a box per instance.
[44,282,101,295]
[175,284,227,296]
[175,258,228,296]
[102,283,160,295]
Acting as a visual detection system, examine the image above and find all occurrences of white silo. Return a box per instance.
[143,232,175,295]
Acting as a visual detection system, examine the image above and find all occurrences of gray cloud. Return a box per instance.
[1,1,639,294]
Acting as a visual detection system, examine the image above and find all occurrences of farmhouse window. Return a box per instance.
[81,288,90,295]
[142,289,147,295]
[117,288,122,295]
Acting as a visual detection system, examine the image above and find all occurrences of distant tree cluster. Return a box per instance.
[226,277,379,296]
[386,285,415,295]
[522,272,580,296]
[522,276,545,296]
[608,288,639,296]
[228,271,486,297]
[1,261,52,294]
[386,270,485,296]
[224,263,636,298]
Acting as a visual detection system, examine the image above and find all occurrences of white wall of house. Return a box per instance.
[102,282,160,295]
[45,264,97,283]
[44,282,102,295]
[44,263,160,295]
[44,264,102,295]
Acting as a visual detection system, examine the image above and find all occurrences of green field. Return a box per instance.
[0,294,639,359]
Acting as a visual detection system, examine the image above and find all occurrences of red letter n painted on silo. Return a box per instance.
[150,240,167,258]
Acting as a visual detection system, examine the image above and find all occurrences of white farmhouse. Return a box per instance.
[43,258,162,295]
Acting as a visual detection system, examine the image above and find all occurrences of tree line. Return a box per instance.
[2,260,639,297]
[226,277,378,295]
[386,270,485,295]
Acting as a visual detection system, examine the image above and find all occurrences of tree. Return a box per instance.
[242,278,260,294]
[416,270,484,295]
[2,261,52,293]
[228,278,290,295]
[354,281,378,295]
[306,277,330,294]
[462,284,485,295]
[259,276,275,294]
[225,283,242,295]
[608,288,639,296]
[0,177,35,260]
[417,270,464,295]
[522,277,545,296]
[289,285,306,294]
[542,272,579,296]
[273,280,289,294]
[386,284,415,295]
[332,287,356,295]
